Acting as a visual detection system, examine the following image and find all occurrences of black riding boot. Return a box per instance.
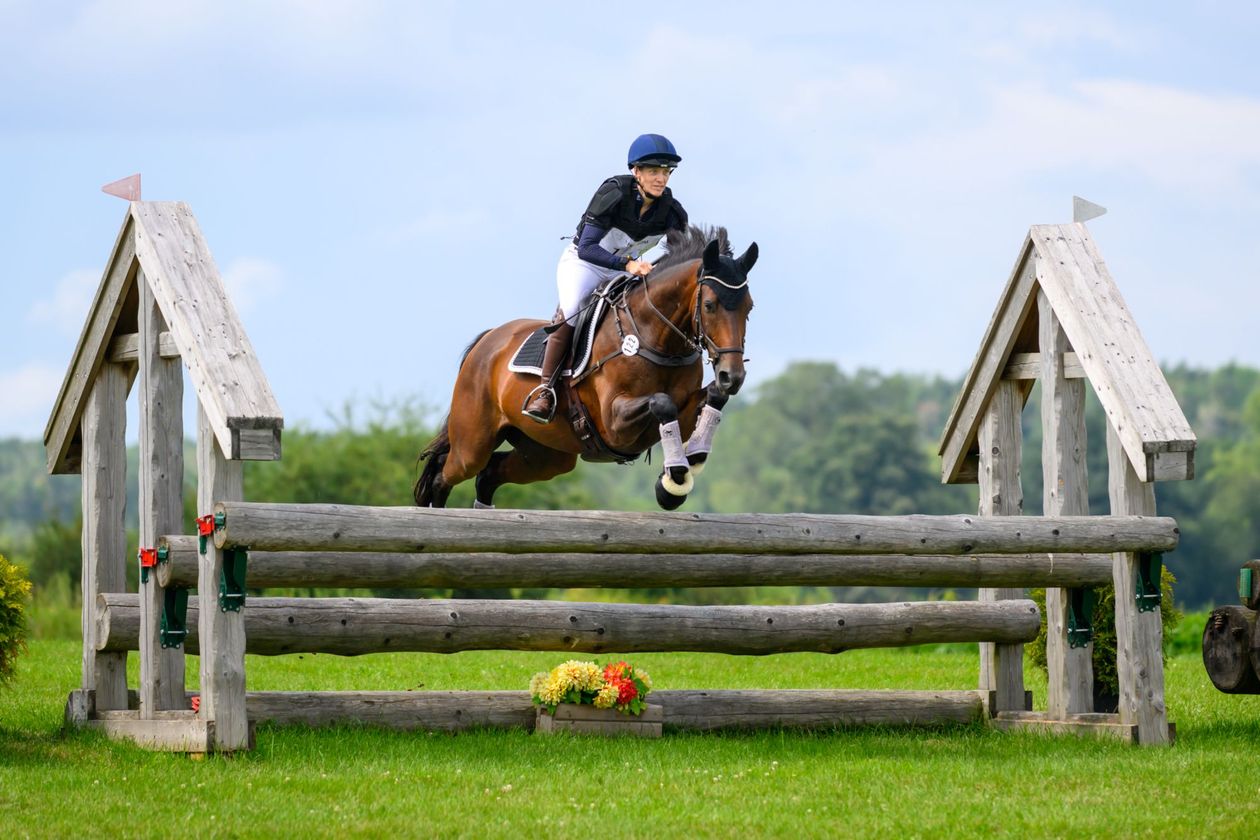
[522,321,575,423]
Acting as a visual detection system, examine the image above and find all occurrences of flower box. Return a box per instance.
[534,703,663,737]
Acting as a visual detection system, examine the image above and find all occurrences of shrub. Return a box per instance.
[1027,567,1181,704]
[0,553,32,684]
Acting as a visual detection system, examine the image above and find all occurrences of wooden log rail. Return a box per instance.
[97,594,1039,657]
[213,502,1180,556]
[157,535,1114,590]
[92,688,988,732]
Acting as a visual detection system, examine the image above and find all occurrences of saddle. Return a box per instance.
[506,274,637,381]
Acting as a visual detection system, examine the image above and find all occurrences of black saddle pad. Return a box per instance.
[508,276,638,378]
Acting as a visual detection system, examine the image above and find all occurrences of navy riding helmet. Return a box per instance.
[628,134,682,169]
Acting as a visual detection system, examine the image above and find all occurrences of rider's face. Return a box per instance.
[632,165,673,199]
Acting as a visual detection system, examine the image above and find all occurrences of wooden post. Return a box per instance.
[1107,423,1170,744]
[80,363,129,712]
[197,405,249,750]
[138,274,186,714]
[1039,290,1094,716]
[978,379,1025,711]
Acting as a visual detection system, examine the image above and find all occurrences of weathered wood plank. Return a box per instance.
[79,364,129,712]
[537,704,663,736]
[156,534,1115,590]
[977,379,1025,711]
[197,406,249,752]
[97,594,1041,656]
[44,212,137,474]
[1002,352,1085,381]
[1033,224,1196,481]
[1107,423,1170,745]
[105,331,180,363]
[940,234,1039,484]
[212,503,1180,556]
[1040,291,1094,717]
[130,202,283,461]
[137,273,186,714]
[990,711,1138,742]
[240,689,987,732]
[83,714,216,753]
[235,427,282,461]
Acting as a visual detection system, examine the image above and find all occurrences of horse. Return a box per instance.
[413,225,757,510]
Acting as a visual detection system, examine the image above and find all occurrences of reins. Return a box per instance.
[571,261,747,385]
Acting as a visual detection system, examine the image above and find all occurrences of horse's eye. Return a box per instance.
[704,300,717,314]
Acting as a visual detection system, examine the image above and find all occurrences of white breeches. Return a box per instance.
[556,244,625,322]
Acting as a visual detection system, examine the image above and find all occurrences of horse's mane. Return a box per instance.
[653,225,732,274]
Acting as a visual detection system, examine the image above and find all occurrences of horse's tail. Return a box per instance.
[413,328,493,507]
[413,417,451,507]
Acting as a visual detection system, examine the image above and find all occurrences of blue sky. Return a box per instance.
[2,1,1258,440]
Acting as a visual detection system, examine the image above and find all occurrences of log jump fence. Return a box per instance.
[52,203,1195,752]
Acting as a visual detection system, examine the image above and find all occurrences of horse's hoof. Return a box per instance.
[655,478,688,510]
[686,453,708,476]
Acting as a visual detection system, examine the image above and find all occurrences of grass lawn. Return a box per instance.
[3,630,1260,838]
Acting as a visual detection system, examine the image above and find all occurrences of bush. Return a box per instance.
[1027,567,1181,704]
[0,553,32,684]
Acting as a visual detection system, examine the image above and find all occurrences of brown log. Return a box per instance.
[76,688,988,732]
[1203,606,1260,694]
[241,689,986,732]
[212,501,1180,556]
[97,593,1039,657]
[156,534,1114,590]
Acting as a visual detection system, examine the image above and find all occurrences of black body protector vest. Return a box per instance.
[574,175,688,243]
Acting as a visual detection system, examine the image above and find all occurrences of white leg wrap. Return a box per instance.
[473,499,495,510]
[659,419,688,470]
[684,405,722,458]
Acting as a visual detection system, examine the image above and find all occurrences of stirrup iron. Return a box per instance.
[521,383,558,423]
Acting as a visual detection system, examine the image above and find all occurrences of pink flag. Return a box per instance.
[101,173,141,201]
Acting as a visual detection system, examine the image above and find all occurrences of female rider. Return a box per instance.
[522,133,689,423]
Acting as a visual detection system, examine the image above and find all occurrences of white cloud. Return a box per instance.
[0,362,62,438]
[852,79,1260,212]
[220,257,285,315]
[26,269,98,335]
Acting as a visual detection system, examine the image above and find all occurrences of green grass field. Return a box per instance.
[3,626,1260,838]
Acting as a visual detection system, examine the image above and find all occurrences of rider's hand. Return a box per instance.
[626,259,652,277]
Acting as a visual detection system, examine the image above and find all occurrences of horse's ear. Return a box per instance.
[703,239,722,270]
[737,242,759,274]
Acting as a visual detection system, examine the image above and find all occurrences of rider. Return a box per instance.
[522,133,690,423]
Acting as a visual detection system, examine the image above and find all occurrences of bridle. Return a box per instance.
[632,269,748,367]
[693,274,749,365]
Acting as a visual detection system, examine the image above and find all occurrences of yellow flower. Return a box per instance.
[637,669,652,690]
[555,660,601,693]
[528,672,549,698]
[594,682,619,709]
[539,673,568,705]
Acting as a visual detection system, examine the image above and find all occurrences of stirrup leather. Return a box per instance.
[521,383,558,423]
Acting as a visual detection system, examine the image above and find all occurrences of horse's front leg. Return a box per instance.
[607,392,693,511]
[647,393,695,510]
[683,382,730,476]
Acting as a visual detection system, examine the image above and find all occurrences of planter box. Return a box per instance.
[534,704,663,737]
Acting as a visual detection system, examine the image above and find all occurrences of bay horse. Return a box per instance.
[414,225,756,510]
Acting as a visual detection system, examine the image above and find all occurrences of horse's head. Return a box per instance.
[697,238,757,396]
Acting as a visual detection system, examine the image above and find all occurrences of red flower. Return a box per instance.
[617,679,638,704]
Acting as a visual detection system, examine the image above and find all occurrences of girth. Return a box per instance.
[563,380,640,464]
